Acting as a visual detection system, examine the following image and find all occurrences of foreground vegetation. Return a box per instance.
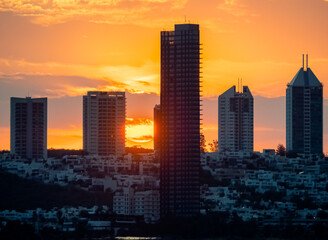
[0,170,112,210]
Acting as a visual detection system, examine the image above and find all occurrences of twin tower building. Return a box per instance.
[10,24,323,217]
[217,53,323,158]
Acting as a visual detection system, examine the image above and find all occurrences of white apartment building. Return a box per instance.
[113,187,160,223]
[83,91,125,156]
[134,190,160,223]
[218,86,253,156]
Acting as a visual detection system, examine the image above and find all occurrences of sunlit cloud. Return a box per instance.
[126,117,153,126]
[1,56,327,100]
[126,117,153,148]
[0,0,188,26]
[100,61,159,93]
[127,135,153,143]
[217,0,247,17]
[0,58,159,96]
[0,73,114,99]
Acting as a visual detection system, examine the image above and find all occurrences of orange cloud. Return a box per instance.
[0,0,188,26]
[0,58,159,96]
[126,117,154,148]
[126,117,153,126]
[217,0,248,17]
[5,57,328,99]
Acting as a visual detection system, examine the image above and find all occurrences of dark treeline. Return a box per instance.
[1,217,328,240]
[0,171,112,210]
[123,214,328,240]
[125,146,153,154]
[46,147,153,159]
[47,149,88,159]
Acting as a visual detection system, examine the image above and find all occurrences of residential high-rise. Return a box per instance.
[153,104,161,153]
[83,91,125,156]
[286,55,323,157]
[160,24,201,217]
[218,85,253,156]
[10,97,47,160]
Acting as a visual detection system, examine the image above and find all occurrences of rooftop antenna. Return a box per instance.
[238,78,240,92]
[306,54,308,70]
[238,78,241,92]
[302,54,304,69]
[241,78,243,92]
[237,78,239,92]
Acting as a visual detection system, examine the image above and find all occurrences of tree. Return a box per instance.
[276,144,286,156]
[200,133,206,153]
[208,140,218,152]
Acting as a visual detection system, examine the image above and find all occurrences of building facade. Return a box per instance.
[160,24,201,217]
[113,188,160,223]
[286,55,323,157]
[10,97,47,160]
[83,91,125,156]
[218,86,253,156]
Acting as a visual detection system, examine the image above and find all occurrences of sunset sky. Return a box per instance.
[0,0,328,152]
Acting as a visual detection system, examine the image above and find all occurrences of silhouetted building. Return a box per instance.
[160,24,201,217]
[286,55,323,157]
[218,85,253,156]
[83,91,125,156]
[10,97,47,160]
[153,104,161,153]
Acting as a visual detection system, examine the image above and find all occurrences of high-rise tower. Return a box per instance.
[218,85,253,156]
[83,91,125,156]
[10,97,47,160]
[160,24,201,217]
[286,55,323,157]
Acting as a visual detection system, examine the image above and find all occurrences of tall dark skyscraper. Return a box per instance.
[160,24,201,217]
[286,55,323,157]
[10,97,47,160]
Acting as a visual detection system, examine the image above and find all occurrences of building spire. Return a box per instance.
[237,78,241,92]
[302,54,304,69]
[306,54,308,70]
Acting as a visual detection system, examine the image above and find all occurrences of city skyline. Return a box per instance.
[0,1,328,237]
[1,0,328,152]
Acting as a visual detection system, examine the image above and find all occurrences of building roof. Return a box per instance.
[288,68,322,87]
[175,23,199,31]
[219,85,253,98]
